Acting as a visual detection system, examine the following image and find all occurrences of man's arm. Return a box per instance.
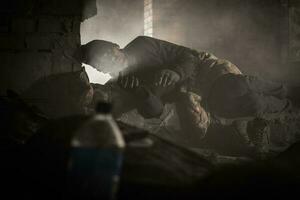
[198,51,242,77]
[150,36,199,81]
[125,36,199,82]
[171,50,199,81]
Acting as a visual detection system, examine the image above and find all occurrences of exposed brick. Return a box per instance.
[38,0,82,16]
[38,17,78,34]
[290,0,300,6]
[26,35,53,50]
[0,2,17,14]
[72,62,82,71]
[0,1,38,15]
[12,18,36,33]
[51,52,73,74]
[72,18,81,33]
[0,35,25,49]
[51,34,81,73]
[36,52,53,77]
[0,25,9,33]
[0,52,15,94]
[53,34,81,56]
[13,52,52,71]
[10,52,52,91]
[62,18,73,33]
[0,15,11,33]
[0,52,13,68]
[38,17,63,33]
[0,36,13,49]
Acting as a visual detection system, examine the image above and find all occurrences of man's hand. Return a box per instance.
[118,72,140,89]
[155,69,180,87]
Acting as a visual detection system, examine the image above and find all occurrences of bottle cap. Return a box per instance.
[95,101,112,114]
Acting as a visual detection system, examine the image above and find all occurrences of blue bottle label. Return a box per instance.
[68,148,123,199]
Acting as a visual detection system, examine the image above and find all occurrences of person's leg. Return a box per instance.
[134,83,181,118]
[245,75,288,100]
[208,73,289,119]
[228,92,289,119]
[208,74,290,159]
[134,86,164,118]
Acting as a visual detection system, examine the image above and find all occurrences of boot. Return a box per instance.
[232,120,251,146]
[272,100,300,147]
[247,118,270,159]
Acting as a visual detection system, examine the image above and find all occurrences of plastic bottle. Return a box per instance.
[67,102,125,200]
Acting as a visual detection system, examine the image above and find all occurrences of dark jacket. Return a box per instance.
[122,36,199,85]
[122,36,241,99]
[90,36,241,119]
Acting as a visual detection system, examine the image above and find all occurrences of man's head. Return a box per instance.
[80,40,128,76]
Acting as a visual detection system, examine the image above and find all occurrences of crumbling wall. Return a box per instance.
[0,0,96,95]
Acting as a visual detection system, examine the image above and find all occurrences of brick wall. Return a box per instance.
[0,0,96,95]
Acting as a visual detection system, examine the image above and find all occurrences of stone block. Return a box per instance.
[0,52,14,68]
[36,52,53,77]
[0,15,11,33]
[0,2,17,14]
[62,18,73,33]
[0,35,25,49]
[0,52,15,92]
[26,35,53,50]
[72,18,81,33]
[13,52,51,70]
[38,0,82,16]
[290,0,300,7]
[51,33,81,73]
[11,52,52,91]
[52,46,74,74]
[0,1,38,15]
[0,25,9,33]
[12,18,36,33]
[72,62,82,71]
[38,17,63,33]
[53,34,81,56]
[51,51,73,74]
[38,17,77,34]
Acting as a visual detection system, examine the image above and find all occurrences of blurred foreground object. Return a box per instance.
[67,102,125,200]
[0,90,48,145]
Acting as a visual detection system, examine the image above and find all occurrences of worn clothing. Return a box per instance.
[88,36,289,137]
[122,36,199,83]
[122,36,241,99]
[185,52,242,100]
[119,37,241,131]
[208,73,289,119]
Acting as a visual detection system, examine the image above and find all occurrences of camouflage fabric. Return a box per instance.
[186,52,242,99]
[247,118,271,159]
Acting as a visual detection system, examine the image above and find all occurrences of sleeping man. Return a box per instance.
[75,36,297,156]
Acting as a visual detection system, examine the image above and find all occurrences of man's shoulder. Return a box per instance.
[126,36,159,47]
[125,36,199,57]
[133,35,153,41]
[132,36,161,42]
[127,36,183,47]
